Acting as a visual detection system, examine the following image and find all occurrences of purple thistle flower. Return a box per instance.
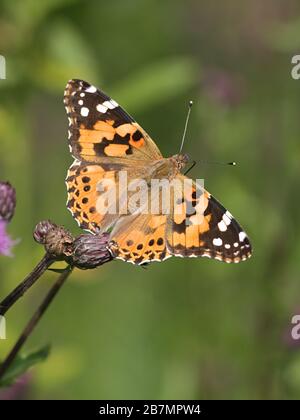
[0,220,16,256]
[0,182,17,257]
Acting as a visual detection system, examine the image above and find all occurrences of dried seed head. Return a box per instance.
[72,233,113,269]
[44,226,74,259]
[33,220,74,259]
[0,182,16,222]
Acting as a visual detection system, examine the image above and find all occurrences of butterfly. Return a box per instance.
[64,79,252,265]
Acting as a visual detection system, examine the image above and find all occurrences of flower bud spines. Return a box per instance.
[0,182,16,222]
[72,233,113,269]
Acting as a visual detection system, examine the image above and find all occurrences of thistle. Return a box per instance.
[0,182,17,257]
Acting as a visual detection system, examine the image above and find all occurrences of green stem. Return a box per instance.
[0,265,73,381]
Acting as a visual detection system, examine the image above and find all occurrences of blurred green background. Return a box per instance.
[1,0,300,400]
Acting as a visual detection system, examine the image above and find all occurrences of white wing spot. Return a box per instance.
[96,103,108,113]
[110,99,119,108]
[225,210,233,219]
[85,85,97,93]
[225,244,231,249]
[80,107,89,117]
[223,213,231,226]
[234,242,239,248]
[80,92,85,97]
[103,100,117,110]
[239,231,247,242]
[202,253,212,259]
[78,100,83,105]
[218,220,227,232]
[213,237,223,247]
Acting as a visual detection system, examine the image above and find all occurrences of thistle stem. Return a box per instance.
[0,253,55,316]
[0,265,73,382]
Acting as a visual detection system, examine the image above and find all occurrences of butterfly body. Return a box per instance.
[140,153,189,182]
[64,79,252,265]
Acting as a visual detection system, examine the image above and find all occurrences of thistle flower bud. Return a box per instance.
[72,233,113,269]
[33,220,57,244]
[0,182,16,222]
[0,181,18,256]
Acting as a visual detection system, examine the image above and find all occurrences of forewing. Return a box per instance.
[64,79,162,162]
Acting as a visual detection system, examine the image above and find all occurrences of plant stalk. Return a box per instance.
[0,253,54,316]
[0,265,73,381]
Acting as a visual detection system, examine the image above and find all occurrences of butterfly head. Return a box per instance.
[173,153,190,172]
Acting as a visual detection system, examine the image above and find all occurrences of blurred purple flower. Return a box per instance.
[0,181,17,256]
[202,69,244,107]
[0,373,31,400]
[0,220,16,256]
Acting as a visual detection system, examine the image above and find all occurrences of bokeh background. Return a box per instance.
[1,0,300,400]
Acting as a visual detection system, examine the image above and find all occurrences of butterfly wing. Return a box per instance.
[64,79,162,162]
[110,213,171,265]
[65,79,163,232]
[66,159,153,233]
[166,175,252,263]
[110,174,252,265]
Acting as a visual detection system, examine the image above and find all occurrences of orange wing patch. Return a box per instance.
[66,161,120,232]
[76,121,146,160]
[166,176,212,257]
[110,214,171,265]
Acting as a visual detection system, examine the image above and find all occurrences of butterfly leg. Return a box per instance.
[184,160,196,176]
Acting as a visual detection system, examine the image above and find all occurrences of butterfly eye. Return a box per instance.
[182,153,190,164]
[176,153,190,170]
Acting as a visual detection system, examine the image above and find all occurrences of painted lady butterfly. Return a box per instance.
[64,79,252,265]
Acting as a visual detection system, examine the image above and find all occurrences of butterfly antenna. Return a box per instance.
[184,159,236,175]
[179,100,193,154]
[197,160,237,166]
